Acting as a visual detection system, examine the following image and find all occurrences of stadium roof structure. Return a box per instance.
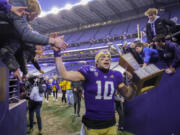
[30,0,179,33]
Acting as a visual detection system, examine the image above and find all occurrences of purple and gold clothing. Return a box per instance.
[164,40,180,68]
[52,80,59,91]
[45,81,51,91]
[78,65,124,120]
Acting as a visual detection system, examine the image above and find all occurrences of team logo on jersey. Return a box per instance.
[94,72,98,77]
[90,66,96,71]
[110,75,114,78]
[104,76,107,79]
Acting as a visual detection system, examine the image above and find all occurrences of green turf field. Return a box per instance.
[27,96,134,135]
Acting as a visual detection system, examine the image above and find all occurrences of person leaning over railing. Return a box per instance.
[153,34,180,74]
[0,0,28,17]
[0,0,67,81]
[15,44,44,79]
[135,42,159,68]
[0,0,67,49]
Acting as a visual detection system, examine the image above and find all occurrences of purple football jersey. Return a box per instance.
[78,65,124,120]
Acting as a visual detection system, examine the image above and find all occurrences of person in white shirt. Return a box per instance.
[29,77,44,134]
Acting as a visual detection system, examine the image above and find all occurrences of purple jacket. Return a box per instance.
[165,40,180,68]
[52,80,59,90]
[0,0,11,12]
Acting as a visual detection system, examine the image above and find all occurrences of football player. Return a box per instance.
[54,48,135,135]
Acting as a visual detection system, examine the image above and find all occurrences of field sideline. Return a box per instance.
[27,96,134,135]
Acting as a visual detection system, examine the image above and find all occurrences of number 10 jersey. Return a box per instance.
[78,65,124,120]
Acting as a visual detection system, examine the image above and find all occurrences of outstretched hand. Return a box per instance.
[55,35,68,51]
[50,33,68,51]
[52,46,59,51]
[13,69,22,82]
[49,32,58,38]
[11,6,29,17]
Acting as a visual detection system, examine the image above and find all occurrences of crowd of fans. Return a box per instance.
[0,0,180,134]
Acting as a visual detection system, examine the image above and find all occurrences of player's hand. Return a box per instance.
[52,46,59,51]
[49,33,67,51]
[49,32,58,38]
[54,35,68,51]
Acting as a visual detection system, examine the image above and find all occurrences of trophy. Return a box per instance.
[110,44,164,95]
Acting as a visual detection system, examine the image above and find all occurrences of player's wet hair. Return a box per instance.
[95,49,111,73]
[95,49,111,64]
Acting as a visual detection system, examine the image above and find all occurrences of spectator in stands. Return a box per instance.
[145,8,176,43]
[135,42,159,68]
[52,75,59,101]
[0,0,28,17]
[54,48,135,135]
[123,39,144,64]
[153,34,180,74]
[72,81,83,117]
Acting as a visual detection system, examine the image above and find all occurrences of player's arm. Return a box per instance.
[55,55,85,82]
[117,82,135,99]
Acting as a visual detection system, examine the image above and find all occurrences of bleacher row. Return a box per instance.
[40,58,120,77]
[42,7,180,56]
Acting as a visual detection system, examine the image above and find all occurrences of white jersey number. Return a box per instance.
[95,81,115,100]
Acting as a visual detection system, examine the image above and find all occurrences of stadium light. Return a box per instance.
[64,4,72,10]
[39,11,47,17]
[80,0,88,5]
[50,7,60,14]
[38,0,95,18]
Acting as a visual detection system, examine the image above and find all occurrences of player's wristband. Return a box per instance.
[54,50,61,57]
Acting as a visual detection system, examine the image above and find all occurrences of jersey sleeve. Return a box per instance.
[78,65,90,80]
[115,71,124,85]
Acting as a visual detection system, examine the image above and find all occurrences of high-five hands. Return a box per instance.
[49,33,68,51]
